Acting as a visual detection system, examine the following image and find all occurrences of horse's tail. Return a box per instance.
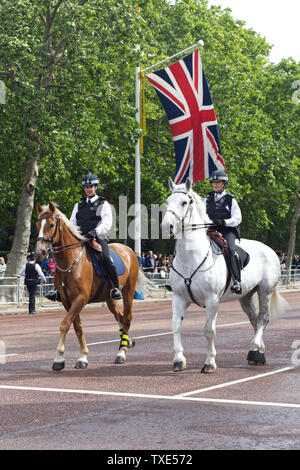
[269,287,290,323]
[135,269,156,295]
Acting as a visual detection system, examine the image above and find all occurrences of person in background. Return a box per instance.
[19,253,46,314]
[48,257,56,277]
[0,257,7,278]
[41,258,50,276]
[146,250,156,273]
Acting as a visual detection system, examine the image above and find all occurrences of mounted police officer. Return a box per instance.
[206,169,242,294]
[46,173,122,301]
[69,173,122,300]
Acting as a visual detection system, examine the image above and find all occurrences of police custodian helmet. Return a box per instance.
[82,173,99,186]
[209,169,228,185]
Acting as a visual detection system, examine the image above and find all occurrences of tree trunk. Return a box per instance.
[285,174,300,283]
[5,155,39,276]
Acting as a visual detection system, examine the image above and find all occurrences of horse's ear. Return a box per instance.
[168,177,175,193]
[49,202,56,213]
[36,202,43,214]
[185,177,193,193]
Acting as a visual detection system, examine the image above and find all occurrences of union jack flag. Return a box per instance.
[146,49,225,184]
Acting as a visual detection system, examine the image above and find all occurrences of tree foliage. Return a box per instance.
[0,0,299,273]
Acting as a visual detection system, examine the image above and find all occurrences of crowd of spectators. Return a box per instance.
[278,252,300,278]
[141,251,173,277]
[41,257,56,277]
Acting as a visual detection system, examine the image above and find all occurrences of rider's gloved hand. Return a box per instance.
[87,230,97,239]
[213,219,225,226]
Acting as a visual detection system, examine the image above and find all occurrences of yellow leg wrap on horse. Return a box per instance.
[120,333,129,348]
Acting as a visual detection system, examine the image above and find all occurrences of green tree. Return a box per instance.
[0,0,141,275]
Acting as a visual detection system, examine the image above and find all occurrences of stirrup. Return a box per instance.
[110,288,122,300]
[231,280,242,294]
[45,290,61,302]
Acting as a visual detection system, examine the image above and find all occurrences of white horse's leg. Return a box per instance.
[246,290,272,365]
[172,294,189,372]
[201,301,218,373]
[251,291,271,351]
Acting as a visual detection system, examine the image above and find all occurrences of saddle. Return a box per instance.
[87,239,103,253]
[208,230,250,293]
[86,240,126,278]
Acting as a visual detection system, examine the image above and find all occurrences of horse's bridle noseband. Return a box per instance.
[166,190,213,231]
[36,214,85,278]
[37,215,62,246]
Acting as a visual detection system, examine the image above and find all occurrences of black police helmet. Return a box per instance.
[209,169,228,185]
[82,173,99,186]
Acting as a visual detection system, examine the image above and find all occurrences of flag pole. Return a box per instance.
[142,40,204,73]
[135,65,141,261]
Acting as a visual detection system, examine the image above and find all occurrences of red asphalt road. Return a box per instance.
[0,291,299,451]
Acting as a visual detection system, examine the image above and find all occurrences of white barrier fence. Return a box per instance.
[0,276,55,307]
[0,268,299,306]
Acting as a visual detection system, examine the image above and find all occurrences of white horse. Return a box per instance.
[161,177,288,373]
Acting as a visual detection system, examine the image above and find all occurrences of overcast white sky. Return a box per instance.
[171,0,300,63]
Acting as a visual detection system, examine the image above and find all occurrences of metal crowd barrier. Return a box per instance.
[279,269,300,290]
[0,269,299,306]
[0,276,55,307]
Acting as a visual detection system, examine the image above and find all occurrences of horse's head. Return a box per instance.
[161,177,194,237]
[35,202,61,260]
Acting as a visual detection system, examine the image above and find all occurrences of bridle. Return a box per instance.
[166,190,214,232]
[166,190,216,307]
[37,215,62,246]
[37,215,84,252]
[36,214,85,273]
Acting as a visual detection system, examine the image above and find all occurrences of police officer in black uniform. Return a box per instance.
[70,173,122,300]
[206,169,242,294]
[46,174,122,302]
[19,252,46,314]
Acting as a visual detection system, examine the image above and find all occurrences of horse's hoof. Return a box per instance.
[52,361,65,372]
[201,364,217,374]
[173,361,186,372]
[127,338,135,349]
[114,355,126,364]
[75,360,88,369]
[247,350,266,366]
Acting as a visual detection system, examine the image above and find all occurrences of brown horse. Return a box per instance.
[35,202,144,371]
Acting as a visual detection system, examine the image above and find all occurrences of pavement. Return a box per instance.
[0,292,173,316]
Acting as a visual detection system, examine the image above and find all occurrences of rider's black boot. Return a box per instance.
[230,253,242,294]
[105,261,122,300]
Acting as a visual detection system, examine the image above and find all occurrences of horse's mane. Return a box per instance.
[39,204,86,241]
[190,189,212,224]
[170,182,212,224]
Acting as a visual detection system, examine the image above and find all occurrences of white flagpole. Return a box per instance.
[135,65,141,260]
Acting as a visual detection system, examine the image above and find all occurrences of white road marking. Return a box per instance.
[0,321,249,356]
[86,321,248,346]
[175,365,299,397]
[0,384,299,409]
[87,331,172,346]
[0,354,18,358]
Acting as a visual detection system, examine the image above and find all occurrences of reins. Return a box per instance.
[37,214,85,307]
[166,190,215,233]
[167,190,217,307]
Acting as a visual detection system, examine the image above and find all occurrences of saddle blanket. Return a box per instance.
[86,244,126,277]
[235,245,250,270]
